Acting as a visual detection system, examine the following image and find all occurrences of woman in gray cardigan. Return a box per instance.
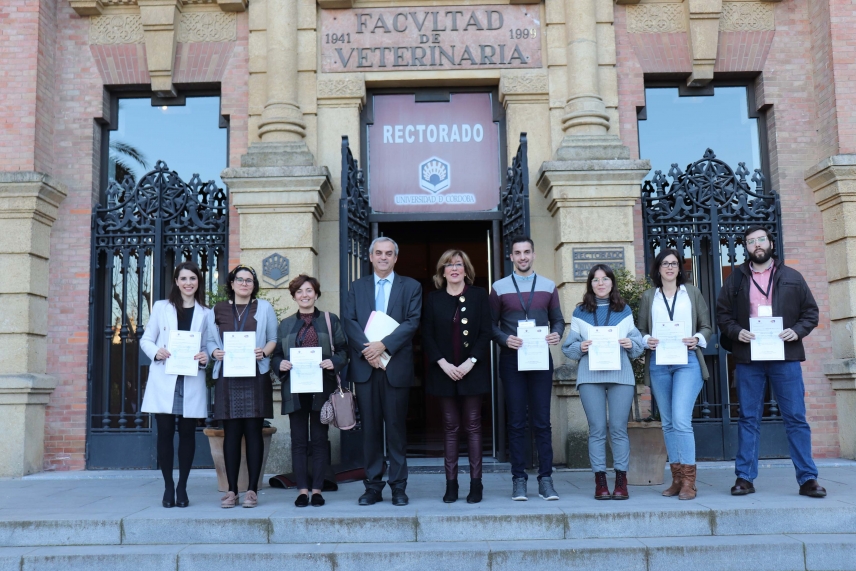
[207,264,278,509]
[270,275,348,508]
[638,249,713,501]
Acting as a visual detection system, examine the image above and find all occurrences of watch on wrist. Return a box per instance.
[470,357,478,364]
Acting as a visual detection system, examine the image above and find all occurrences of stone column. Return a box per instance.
[807,156,856,459]
[258,0,307,144]
[562,0,609,138]
[0,172,66,476]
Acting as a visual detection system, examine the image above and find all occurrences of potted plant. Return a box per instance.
[202,285,283,492]
[615,268,668,485]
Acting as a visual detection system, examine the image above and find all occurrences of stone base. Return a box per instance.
[823,359,856,459]
[238,141,317,168]
[554,135,632,161]
[0,374,57,477]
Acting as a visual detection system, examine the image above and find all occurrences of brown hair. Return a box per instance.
[433,249,476,289]
[288,274,321,298]
[578,264,627,313]
[167,261,207,316]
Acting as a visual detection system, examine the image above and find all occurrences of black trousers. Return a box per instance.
[289,394,329,491]
[361,368,410,490]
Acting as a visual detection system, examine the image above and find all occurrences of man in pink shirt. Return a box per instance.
[716,226,825,498]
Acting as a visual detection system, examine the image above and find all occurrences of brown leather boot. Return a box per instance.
[662,463,682,497]
[679,464,697,500]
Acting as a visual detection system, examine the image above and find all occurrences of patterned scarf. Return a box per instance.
[297,313,319,347]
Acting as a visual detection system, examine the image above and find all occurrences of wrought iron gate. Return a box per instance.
[501,133,531,276]
[87,161,228,468]
[338,136,370,469]
[641,148,789,460]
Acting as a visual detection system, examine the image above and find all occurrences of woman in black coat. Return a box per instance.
[270,275,348,508]
[422,249,492,504]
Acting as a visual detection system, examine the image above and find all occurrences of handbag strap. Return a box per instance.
[324,311,343,393]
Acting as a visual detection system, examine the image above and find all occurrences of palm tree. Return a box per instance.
[109,140,148,184]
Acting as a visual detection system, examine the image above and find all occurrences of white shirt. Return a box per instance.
[643,285,707,348]
[374,271,395,313]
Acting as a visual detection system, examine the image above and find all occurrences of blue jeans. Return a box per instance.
[578,383,635,472]
[649,358,704,465]
[500,353,553,480]
[735,361,818,485]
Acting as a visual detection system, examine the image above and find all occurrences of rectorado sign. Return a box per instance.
[368,93,501,213]
[320,5,541,72]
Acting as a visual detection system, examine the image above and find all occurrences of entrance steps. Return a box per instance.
[3,463,856,569]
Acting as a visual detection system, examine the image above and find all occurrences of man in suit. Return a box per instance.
[345,237,422,506]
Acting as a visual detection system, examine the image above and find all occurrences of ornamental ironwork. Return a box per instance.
[88,161,228,464]
[501,133,530,272]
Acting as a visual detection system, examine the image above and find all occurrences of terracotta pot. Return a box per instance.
[626,420,667,485]
[203,426,278,493]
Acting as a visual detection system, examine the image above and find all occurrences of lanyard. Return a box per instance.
[660,289,678,321]
[750,266,774,300]
[231,301,251,333]
[593,306,612,327]
[511,273,537,320]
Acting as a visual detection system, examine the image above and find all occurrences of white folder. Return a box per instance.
[364,311,400,367]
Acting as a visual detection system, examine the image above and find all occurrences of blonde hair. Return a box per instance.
[433,250,476,289]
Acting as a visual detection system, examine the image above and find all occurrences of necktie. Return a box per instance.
[375,279,388,312]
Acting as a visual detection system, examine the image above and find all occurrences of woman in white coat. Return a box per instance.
[141,261,210,508]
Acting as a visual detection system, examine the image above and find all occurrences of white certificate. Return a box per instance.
[164,330,202,376]
[517,326,550,371]
[589,326,621,371]
[654,321,689,365]
[223,331,257,377]
[750,317,785,361]
[290,347,323,393]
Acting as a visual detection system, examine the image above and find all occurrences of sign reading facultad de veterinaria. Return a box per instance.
[320,5,541,73]
[367,92,501,214]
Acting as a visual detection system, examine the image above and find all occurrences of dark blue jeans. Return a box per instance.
[735,361,818,485]
[500,353,553,480]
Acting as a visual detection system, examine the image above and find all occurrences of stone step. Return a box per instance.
[2,534,855,571]
[1,501,855,547]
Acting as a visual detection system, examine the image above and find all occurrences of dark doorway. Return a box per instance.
[378,221,496,458]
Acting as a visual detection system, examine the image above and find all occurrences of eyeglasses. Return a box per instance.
[445,263,464,270]
[746,236,768,246]
[234,277,255,285]
[592,277,612,285]
[661,261,679,268]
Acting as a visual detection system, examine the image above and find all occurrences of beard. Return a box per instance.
[748,246,773,265]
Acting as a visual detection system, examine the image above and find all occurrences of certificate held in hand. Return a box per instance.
[654,321,688,365]
[517,325,550,371]
[164,330,202,377]
[290,347,323,393]
[750,317,785,361]
[223,331,257,377]
[589,326,621,371]
[364,311,399,367]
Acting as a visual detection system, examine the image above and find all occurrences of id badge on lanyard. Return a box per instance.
[758,305,773,317]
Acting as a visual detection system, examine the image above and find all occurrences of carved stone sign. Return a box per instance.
[320,5,541,73]
[573,248,625,281]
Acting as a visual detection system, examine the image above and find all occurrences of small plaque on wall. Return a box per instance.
[573,248,625,281]
[263,253,289,288]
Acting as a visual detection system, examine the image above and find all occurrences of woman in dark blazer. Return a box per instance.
[270,274,348,508]
[423,249,492,504]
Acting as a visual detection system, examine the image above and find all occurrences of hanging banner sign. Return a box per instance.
[320,5,541,72]
[368,92,501,213]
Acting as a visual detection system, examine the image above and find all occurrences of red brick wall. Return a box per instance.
[615,0,840,457]
[828,0,856,154]
[42,3,249,470]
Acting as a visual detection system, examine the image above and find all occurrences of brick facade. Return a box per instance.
[1,0,852,468]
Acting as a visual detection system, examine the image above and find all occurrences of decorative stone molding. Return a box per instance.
[316,76,366,100]
[721,2,775,32]
[687,0,722,86]
[90,14,144,44]
[500,70,549,107]
[626,3,686,34]
[71,0,246,16]
[177,11,236,42]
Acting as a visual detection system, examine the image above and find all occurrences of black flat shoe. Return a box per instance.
[311,493,325,507]
[176,488,189,508]
[358,489,383,506]
[392,488,409,507]
[295,493,309,507]
[162,489,175,508]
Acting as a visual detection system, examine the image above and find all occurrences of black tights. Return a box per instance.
[155,414,197,502]
[222,417,265,493]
